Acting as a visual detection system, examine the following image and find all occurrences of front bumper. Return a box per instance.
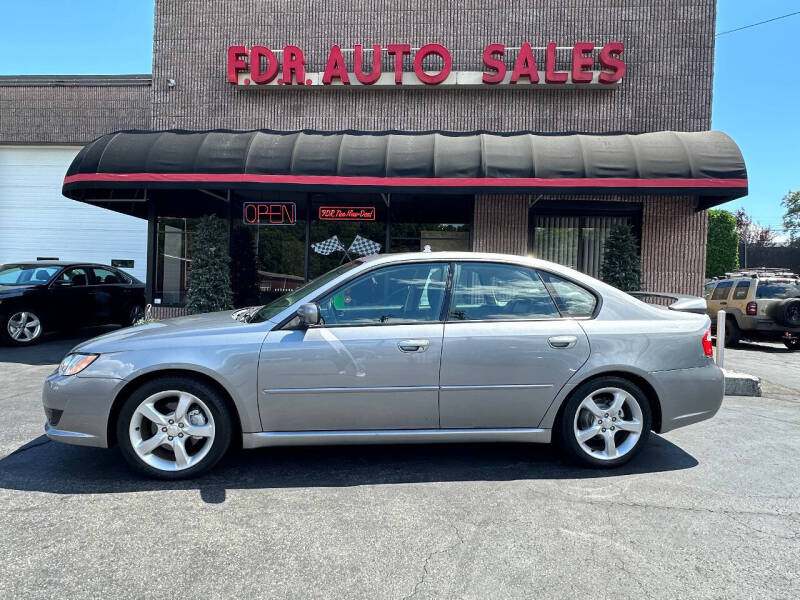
[42,372,123,448]
[651,362,724,433]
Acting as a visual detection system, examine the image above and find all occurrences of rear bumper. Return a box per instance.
[651,363,724,433]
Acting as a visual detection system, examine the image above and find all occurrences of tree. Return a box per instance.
[600,224,641,291]
[706,209,739,278]
[782,190,800,245]
[185,216,233,315]
[735,208,776,247]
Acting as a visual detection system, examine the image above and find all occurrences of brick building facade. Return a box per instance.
[1,0,746,303]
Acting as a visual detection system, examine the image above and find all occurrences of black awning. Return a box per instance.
[63,129,747,207]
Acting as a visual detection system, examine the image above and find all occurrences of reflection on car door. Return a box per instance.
[257,262,449,431]
[438,262,591,428]
[50,266,94,325]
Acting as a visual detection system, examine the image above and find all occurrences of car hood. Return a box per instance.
[72,309,274,353]
[0,284,40,296]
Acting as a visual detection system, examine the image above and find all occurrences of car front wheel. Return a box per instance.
[2,310,44,345]
[558,377,652,468]
[784,337,800,351]
[117,376,232,479]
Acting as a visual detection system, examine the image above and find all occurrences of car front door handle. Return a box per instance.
[398,340,430,353]
[548,335,578,349]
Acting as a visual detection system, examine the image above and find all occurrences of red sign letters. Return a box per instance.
[243,202,296,225]
[318,206,376,221]
[227,42,625,86]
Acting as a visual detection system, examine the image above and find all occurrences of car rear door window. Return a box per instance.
[91,267,124,285]
[755,281,800,299]
[711,281,733,300]
[538,271,597,317]
[732,281,751,300]
[318,262,448,326]
[448,263,559,321]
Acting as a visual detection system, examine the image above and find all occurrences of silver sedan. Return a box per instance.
[43,252,723,479]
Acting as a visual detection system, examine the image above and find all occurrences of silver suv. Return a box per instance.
[705,269,800,350]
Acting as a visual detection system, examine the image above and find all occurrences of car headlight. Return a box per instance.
[58,353,99,376]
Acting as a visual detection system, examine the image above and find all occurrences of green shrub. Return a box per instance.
[185,216,233,315]
[600,224,641,291]
[706,209,739,278]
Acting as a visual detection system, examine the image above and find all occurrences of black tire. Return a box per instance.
[724,317,741,347]
[557,376,652,469]
[774,299,800,327]
[127,304,145,326]
[783,338,800,351]
[1,309,45,346]
[116,376,233,480]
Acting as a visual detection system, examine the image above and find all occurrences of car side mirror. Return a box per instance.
[296,303,321,327]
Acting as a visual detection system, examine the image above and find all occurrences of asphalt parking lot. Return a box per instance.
[1,331,798,599]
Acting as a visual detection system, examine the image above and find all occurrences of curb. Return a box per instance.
[722,369,762,397]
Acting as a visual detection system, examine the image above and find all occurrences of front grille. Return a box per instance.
[44,408,63,427]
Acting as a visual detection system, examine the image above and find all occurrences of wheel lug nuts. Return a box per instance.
[161,427,167,432]
[604,413,609,417]
[168,436,174,441]
[612,417,616,421]
[178,423,184,428]
[597,420,602,424]
[610,426,615,431]
[178,433,184,438]
[169,419,174,424]
[601,428,606,432]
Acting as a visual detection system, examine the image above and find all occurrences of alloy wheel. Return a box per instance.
[128,390,216,471]
[573,387,644,461]
[7,311,42,343]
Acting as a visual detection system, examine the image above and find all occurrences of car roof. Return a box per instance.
[1,261,114,268]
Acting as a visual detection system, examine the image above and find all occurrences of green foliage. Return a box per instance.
[185,216,233,315]
[782,190,800,244]
[706,209,739,278]
[600,224,641,291]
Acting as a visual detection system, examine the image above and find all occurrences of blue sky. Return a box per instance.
[0,1,796,231]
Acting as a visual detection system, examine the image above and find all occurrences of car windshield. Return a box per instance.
[0,265,61,285]
[756,281,800,299]
[248,261,361,323]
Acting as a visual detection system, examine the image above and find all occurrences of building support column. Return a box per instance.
[472,195,528,255]
[145,195,157,304]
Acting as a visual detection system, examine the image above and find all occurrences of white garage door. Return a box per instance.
[0,146,147,280]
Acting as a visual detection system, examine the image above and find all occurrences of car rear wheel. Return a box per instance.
[558,377,652,468]
[2,310,44,345]
[783,337,800,351]
[117,376,232,479]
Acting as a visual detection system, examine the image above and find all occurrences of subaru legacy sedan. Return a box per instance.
[43,252,723,479]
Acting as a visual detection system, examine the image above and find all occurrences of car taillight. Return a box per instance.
[702,329,713,357]
[746,301,757,316]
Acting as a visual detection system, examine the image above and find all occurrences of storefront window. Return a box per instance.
[155,217,200,305]
[529,204,640,279]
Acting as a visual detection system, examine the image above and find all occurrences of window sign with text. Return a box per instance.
[243,202,297,225]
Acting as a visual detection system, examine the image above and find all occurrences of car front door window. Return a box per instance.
[318,263,448,326]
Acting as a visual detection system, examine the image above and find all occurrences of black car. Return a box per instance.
[0,262,146,345]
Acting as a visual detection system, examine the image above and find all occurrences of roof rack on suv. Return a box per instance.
[714,268,799,280]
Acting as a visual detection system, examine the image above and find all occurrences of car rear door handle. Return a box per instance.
[548,335,578,349]
[398,340,430,353]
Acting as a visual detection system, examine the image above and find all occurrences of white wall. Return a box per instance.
[0,146,147,280]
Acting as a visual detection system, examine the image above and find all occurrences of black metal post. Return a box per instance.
[145,191,157,304]
[304,194,311,281]
[385,193,391,253]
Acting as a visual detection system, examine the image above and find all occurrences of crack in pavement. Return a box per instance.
[400,523,467,600]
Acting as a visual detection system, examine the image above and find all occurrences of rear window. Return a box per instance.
[711,281,733,300]
[0,265,60,285]
[756,281,800,299]
[732,280,751,300]
[539,271,597,317]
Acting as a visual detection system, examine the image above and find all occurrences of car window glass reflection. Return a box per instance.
[59,267,89,286]
[539,271,597,317]
[449,263,560,321]
[318,263,447,326]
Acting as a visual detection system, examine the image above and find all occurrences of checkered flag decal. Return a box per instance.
[348,235,382,256]
[311,235,346,256]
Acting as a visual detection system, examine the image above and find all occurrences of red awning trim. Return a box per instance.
[63,172,749,189]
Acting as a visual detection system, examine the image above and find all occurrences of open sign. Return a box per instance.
[243,202,296,225]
